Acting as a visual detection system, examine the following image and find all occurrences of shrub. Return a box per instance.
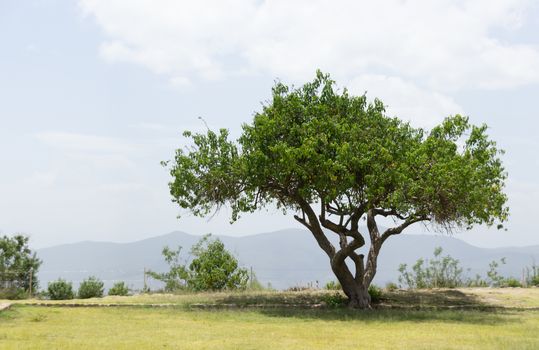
[398,249,517,289]
[188,235,249,291]
[504,278,521,288]
[466,274,488,287]
[398,247,464,289]
[78,276,104,299]
[385,282,398,291]
[321,292,347,307]
[487,258,507,287]
[47,279,74,300]
[246,272,268,291]
[524,263,539,287]
[325,280,341,290]
[0,287,27,300]
[368,284,383,303]
[108,281,129,296]
[149,234,249,292]
[146,246,189,292]
[0,235,42,298]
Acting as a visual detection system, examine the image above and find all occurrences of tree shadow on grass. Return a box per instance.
[258,306,518,325]
[211,289,489,309]
[199,289,524,325]
[214,291,330,307]
[382,289,485,308]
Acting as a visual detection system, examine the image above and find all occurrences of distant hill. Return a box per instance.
[36,229,539,291]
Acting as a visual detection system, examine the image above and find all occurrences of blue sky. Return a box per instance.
[1,0,539,248]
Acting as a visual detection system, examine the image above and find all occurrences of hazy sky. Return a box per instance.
[1,0,539,249]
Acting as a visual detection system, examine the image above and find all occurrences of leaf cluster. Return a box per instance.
[167,71,508,232]
[0,234,41,296]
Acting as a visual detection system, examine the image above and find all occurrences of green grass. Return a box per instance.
[1,288,538,349]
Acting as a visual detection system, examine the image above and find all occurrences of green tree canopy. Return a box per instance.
[0,234,41,299]
[166,71,508,308]
[149,235,248,292]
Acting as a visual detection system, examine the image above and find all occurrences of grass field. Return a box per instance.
[1,288,538,349]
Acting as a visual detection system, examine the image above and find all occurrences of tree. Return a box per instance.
[78,276,104,299]
[165,71,508,308]
[188,235,248,291]
[148,235,248,291]
[397,247,465,289]
[108,281,130,296]
[47,279,75,300]
[0,234,41,298]
[147,246,189,292]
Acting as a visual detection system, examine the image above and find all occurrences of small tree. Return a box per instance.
[188,235,248,291]
[78,276,104,299]
[487,258,506,287]
[47,279,75,300]
[165,72,508,308]
[0,234,41,299]
[108,281,130,296]
[398,247,464,289]
[526,262,539,287]
[147,246,189,292]
[149,235,248,291]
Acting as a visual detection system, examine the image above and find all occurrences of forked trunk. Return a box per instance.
[342,281,371,309]
[332,261,372,309]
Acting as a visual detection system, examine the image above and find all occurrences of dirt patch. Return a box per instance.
[0,303,11,311]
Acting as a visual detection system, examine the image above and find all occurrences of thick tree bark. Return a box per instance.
[331,258,372,309]
[344,283,371,309]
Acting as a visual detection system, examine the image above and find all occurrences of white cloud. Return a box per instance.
[23,170,58,188]
[36,131,136,153]
[348,75,463,128]
[35,131,141,172]
[79,0,539,91]
[129,122,168,132]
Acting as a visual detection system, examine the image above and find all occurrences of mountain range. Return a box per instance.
[36,229,539,291]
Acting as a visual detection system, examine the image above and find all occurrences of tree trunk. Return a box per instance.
[331,260,372,309]
[342,281,371,309]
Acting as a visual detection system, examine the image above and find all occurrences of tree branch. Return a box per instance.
[295,196,336,258]
[373,208,406,220]
[381,215,430,244]
[350,252,365,283]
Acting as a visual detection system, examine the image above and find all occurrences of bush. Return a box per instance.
[47,279,74,300]
[486,258,507,287]
[524,263,539,287]
[146,246,189,292]
[368,284,383,303]
[0,235,42,298]
[466,274,489,287]
[504,278,521,288]
[321,292,347,307]
[108,281,129,296]
[188,235,249,291]
[385,282,398,291]
[148,234,249,292]
[246,272,268,291]
[398,247,464,289]
[324,280,341,290]
[0,287,27,300]
[78,276,104,299]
